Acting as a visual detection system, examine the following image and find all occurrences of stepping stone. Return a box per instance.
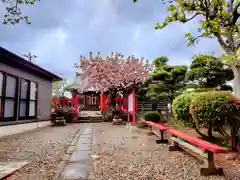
[69,150,90,162]
[81,131,92,135]
[0,161,28,179]
[79,134,92,139]
[81,128,92,132]
[77,138,92,144]
[76,143,92,151]
[61,162,90,180]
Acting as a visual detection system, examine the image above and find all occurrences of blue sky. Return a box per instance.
[0,0,222,81]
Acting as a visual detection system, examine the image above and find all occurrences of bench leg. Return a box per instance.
[168,136,182,151]
[147,126,155,136]
[156,131,168,144]
[200,151,223,176]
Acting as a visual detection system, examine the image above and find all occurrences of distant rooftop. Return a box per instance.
[66,72,98,92]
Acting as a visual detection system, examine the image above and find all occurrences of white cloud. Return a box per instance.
[54,28,67,45]
[88,0,118,28]
[28,28,68,65]
[134,28,140,40]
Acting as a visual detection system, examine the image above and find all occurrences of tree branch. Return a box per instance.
[185,13,201,22]
[228,0,234,13]
[214,33,231,53]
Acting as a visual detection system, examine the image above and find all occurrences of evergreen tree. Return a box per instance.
[133,0,240,98]
[148,56,187,110]
[186,55,234,91]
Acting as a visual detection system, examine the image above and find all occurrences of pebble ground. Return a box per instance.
[1,123,239,180]
[90,123,226,180]
[0,124,81,180]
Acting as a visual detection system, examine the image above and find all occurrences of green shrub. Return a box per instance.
[172,92,201,128]
[189,91,236,133]
[144,111,161,122]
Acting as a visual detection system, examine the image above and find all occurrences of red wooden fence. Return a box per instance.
[52,94,138,126]
[52,96,79,121]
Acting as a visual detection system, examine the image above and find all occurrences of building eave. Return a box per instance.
[0,46,62,81]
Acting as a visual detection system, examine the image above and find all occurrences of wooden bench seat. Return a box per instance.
[144,120,170,143]
[168,128,228,176]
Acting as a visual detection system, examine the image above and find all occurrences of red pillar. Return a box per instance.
[75,96,79,121]
[132,88,136,126]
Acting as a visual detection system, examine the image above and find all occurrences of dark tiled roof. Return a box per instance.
[0,46,62,81]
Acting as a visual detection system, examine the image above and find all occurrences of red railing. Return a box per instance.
[101,97,138,113]
[52,96,79,121]
[52,94,138,126]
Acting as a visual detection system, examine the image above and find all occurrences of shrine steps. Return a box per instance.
[76,116,104,123]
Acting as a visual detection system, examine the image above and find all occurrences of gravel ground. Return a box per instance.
[90,123,226,180]
[0,124,81,180]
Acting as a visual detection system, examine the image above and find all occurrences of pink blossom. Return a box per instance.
[75,53,153,91]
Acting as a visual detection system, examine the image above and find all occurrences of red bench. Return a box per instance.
[144,120,170,143]
[168,128,228,176]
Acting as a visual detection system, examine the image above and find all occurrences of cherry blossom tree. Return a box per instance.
[74,52,153,93]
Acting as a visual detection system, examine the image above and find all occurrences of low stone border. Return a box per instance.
[55,129,82,179]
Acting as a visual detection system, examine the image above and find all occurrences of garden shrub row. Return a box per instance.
[172,90,239,150]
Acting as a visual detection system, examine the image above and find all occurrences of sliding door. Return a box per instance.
[3,74,18,120]
[19,79,38,119]
[19,78,29,119]
[29,82,37,117]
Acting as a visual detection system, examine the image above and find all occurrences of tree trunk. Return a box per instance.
[232,66,240,98]
[196,128,205,137]
[208,124,213,138]
[230,120,239,151]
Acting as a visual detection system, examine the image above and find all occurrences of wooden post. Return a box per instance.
[156,130,168,144]
[132,88,136,126]
[100,90,103,112]
[75,96,79,121]
[200,151,223,176]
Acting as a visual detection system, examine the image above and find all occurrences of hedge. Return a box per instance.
[172,92,201,128]
[144,111,161,122]
[189,91,236,131]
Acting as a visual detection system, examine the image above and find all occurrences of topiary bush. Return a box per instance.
[144,111,161,122]
[189,91,236,137]
[172,92,201,128]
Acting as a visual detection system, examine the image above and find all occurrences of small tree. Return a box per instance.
[172,92,200,128]
[148,56,187,111]
[52,79,67,98]
[190,91,236,139]
[186,54,233,91]
[132,0,240,98]
[76,52,152,96]
[1,0,39,25]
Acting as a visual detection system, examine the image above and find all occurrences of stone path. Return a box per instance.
[60,124,93,180]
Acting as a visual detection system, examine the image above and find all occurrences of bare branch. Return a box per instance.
[228,0,234,13]
[186,13,201,21]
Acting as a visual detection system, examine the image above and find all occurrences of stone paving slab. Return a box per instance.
[69,150,90,162]
[76,143,92,151]
[60,162,91,180]
[81,131,92,135]
[61,124,93,180]
[0,161,28,179]
[77,137,92,144]
[78,134,92,139]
